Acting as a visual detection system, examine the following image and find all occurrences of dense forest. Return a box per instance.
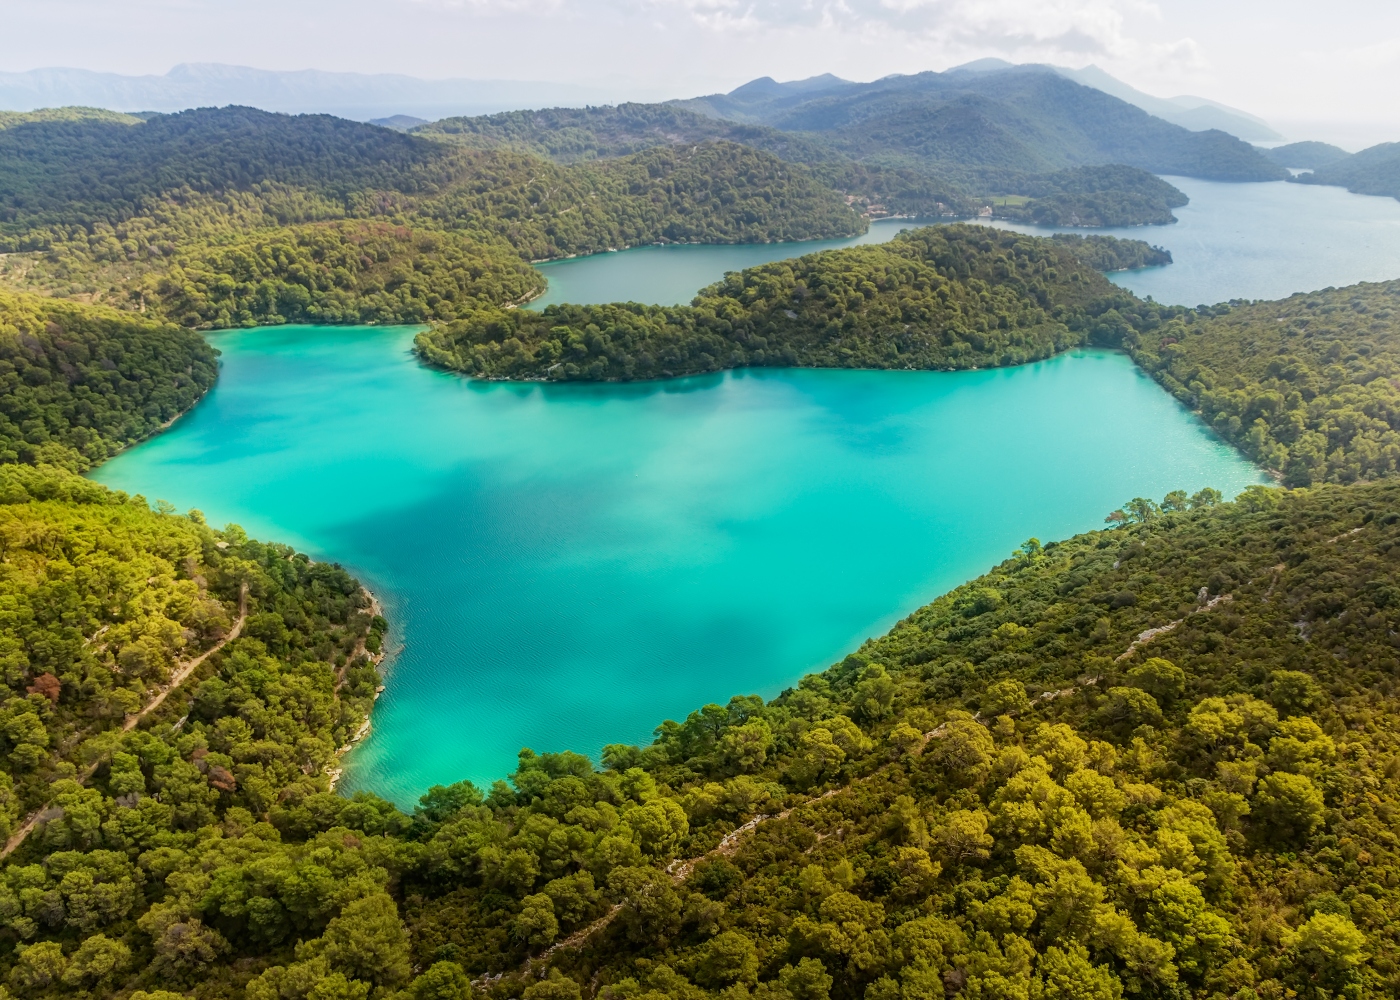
[1047,234,1172,272]
[1126,280,1400,487]
[1298,143,1400,201]
[413,226,1177,380]
[413,102,1192,228]
[415,226,1159,380]
[0,108,865,321]
[0,463,389,999]
[7,81,1400,1000]
[6,466,1400,1000]
[991,167,1189,228]
[138,223,544,328]
[0,290,216,469]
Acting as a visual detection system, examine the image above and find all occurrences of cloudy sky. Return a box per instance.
[4,0,1398,144]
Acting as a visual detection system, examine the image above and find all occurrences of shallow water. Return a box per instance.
[529,177,1400,309]
[93,332,1266,807]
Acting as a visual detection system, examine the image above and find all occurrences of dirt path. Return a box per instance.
[485,590,1252,987]
[0,584,249,860]
[123,583,248,732]
[482,786,849,989]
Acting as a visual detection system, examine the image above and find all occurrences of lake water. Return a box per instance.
[92,333,1266,807]
[531,177,1400,308]
[529,218,919,310]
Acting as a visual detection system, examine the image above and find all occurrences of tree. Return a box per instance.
[1266,670,1324,717]
[695,930,760,986]
[1284,913,1369,997]
[321,893,413,989]
[1031,944,1123,1000]
[8,942,67,994]
[1252,772,1325,841]
[853,665,897,720]
[523,970,583,1000]
[779,958,834,1000]
[61,934,132,988]
[983,679,1031,717]
[407,962,475,1000]
[1126,658,1185,704]
[514,893,559,948]
[609,866,682,946]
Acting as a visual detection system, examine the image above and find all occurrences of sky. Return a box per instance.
[3,0,1399,145]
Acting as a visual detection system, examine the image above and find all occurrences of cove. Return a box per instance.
[530,178,1400,309]
[91,327,1267,808]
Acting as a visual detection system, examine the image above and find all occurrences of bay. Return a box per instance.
[92,330,1266,807]
[528,177,1400,309]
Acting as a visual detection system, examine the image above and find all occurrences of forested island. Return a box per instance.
[415,226,1155,380]
[4,79,1400,1000]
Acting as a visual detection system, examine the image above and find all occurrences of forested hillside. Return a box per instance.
[1299,143,1400,201]
[140,223,545,328]
[1264,142,1351,170]
[0,290,216,468]
[411,97,1197,228]
[1047,234,1172,271]
[0,464,389,998]
[678,67,1285,183]
[991,166,1188,227]
[0,107,865,323]
[0,108,142,131]
[1127,279,1400,487]
[415,226,1163,380]
[6,469,1400,1000]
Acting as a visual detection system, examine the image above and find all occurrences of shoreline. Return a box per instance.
[327,583,391,792]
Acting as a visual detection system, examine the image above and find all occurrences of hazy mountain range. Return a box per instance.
[0,60,1282,143]
[0,63,622,121]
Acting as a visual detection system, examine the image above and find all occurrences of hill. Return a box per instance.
[1263,141,1352,170]
[990,166,1188,227]
[0,289,216,469]
[0,107,142,131]
[676,67,1286,184]
[4,464,1399,1000]
[1297,142,1400,200]
[415,226,1155,380]
[412,102,1192,227]
[0,107,865,324]
[1045,64,1282,142]
[4,216,1400,999]
[412,103,979,220]
[1127,279,1400,487]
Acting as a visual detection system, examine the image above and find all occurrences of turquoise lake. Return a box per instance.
[94,336,1266,807]
[90,174,1400,807]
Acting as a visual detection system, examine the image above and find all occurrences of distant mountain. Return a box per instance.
[0,64,619,121]
[369,115,429,132]
[1298,142,1400,199]
[1048,64,1283,142]
[1264,141,1352,170]
[675,66,1286,183]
